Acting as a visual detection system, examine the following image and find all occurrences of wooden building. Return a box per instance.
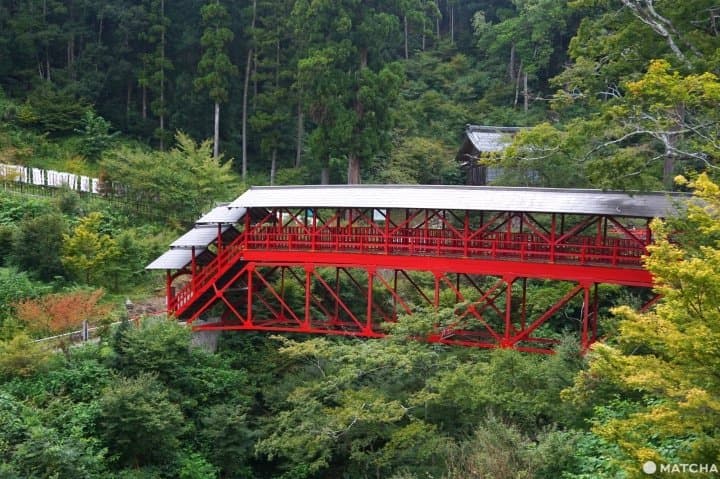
[456,125,522,185]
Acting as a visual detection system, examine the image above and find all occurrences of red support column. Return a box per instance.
[581,282,590,350]
[592,283,599,343]
[304,265,312,329]
[520,278,527,330]
[334,268,341,322]
[393,270,399,319]
[246,264,254,326]
[165,271,172,311]
[433,272,441,308]
[191,246,197,278]
[502,276,515,347]
[311,208,317,251]
[366,268,375,334]
[384,210,390,254]
[463,210,469,257]
[280,267,286,320]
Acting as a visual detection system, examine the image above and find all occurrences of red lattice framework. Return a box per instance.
[166,206,657,354]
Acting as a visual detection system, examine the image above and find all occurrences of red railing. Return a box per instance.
[170,232,247,313]
[243,226,647,267]
[170,224,648,315]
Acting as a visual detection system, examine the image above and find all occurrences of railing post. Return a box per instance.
[550,214,556,263]
[612,245,618,266]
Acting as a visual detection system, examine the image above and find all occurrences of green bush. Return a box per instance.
[17,87,90,135]
[0,225,14,266]
[9,213,66,282]
[0,193,55,226]
[0,267,48,320]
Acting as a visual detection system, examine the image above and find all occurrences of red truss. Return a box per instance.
[165,207,656,354]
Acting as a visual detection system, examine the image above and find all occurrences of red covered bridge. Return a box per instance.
[147,185,682,354]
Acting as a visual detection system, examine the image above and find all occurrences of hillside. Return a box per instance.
[0,1,719,477]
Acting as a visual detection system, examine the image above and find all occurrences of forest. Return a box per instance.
[0,0,719,477]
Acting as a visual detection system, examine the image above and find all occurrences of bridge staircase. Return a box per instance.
[170,233,250,321]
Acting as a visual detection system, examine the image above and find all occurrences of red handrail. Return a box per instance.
[171,225,647,315]
[170,232,247,313]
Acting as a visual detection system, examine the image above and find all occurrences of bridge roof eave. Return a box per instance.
[229,185,687,219]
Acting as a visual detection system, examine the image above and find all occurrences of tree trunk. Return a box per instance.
[404,15,409,59]
[159,0,166,151]
[270,149,277,185]
[126,80,132,120]
[509,43,516,81]
[295,100,304,168]
[253,52,258,110]
[450,5,454,44]
[242,49,252,181]
[320,165,330,185]
[43,0,50,82]
[242,0,257,182]
[46,49,51,82]
[142,85,147,120]
[663,153,675,188]
[523,72,529,113]
[436,0,440,38]
[514,61,523,108]
[347,154,361,184]
[618,0,693,67]
[213,101,220,159]
[98,12,104,44]
[347,49,368,185]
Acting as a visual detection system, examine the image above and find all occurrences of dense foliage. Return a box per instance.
[1,175,719,478]
[1,0,715,187]
[1,1,720,477]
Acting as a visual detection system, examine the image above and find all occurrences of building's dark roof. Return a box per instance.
[456,125,524,163]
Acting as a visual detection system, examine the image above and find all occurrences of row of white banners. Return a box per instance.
[0,163,100,194]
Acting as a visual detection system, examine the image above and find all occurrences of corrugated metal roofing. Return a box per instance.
[146,248,206,270]
[170,225,234,248]
[196,205,247,224]
[466,127,518,152]
[229,185,685,218]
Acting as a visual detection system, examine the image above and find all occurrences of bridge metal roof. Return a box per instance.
[196,205,247,225]
[229,185,685,218]
[146,248,207,270]
[170,225,236,249]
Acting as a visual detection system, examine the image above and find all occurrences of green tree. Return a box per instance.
[139,0,173,149]
[377,136,458,184]
[255,336,450,477]
[10,213,66,282]
[97,372,184,468]
[565,174,720,472]
[76,111,120,162]
[473,0,573,113]
[0,334,50,379]
[248,0,296,185]
[62,212,121,284]
[100,131,240,222]
[11,425,107,478]
[610,60,720,187]
[0,267,48,324]
[292,0,406,184]
[197,404,254,478]
[178,453,218,479]
[194,0,238,159]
